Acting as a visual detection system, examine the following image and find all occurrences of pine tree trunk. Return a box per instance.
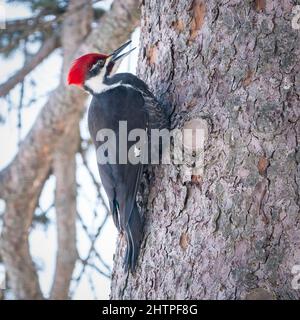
[111,0,300,300]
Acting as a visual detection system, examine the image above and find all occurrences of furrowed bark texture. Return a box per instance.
[0,0,140,299]
[111,0,300,299]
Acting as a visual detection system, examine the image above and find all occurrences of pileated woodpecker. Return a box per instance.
[67,41,169,271]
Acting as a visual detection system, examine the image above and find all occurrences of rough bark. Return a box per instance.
[111,0,300,300]
[0,0,141,299]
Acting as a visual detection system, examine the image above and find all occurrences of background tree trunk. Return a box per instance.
[111,0,300,300]
[50,0,92,300]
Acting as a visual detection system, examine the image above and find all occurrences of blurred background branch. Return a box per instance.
[0,35,60,97]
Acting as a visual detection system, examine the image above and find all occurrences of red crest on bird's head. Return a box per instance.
[67,53,109,86]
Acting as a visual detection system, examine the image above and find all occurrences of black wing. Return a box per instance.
[88,85,147,270]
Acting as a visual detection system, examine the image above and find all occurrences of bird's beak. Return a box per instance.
[110,40,136,63]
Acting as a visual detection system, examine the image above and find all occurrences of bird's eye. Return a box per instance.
[99,60,105,67]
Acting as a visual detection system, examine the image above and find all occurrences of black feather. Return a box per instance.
[88,84,147,271]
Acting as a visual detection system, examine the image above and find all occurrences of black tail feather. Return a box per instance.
[123,203,144,272]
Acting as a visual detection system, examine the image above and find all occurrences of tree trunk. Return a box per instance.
[111,0,300,300]
[50,0,92,300]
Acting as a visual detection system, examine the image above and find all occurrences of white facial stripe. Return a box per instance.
[84,59,136,95]
[84,59,110,94]
[85,70,106,94]
[90,62,99,72]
